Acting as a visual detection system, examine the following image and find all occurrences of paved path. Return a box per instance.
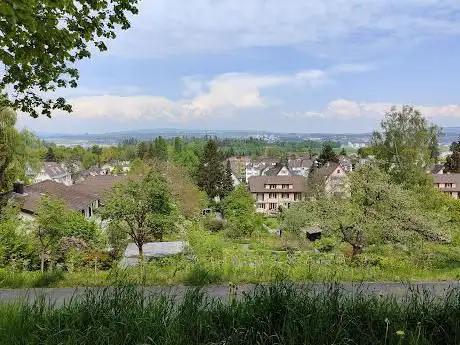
[0,282,459,305]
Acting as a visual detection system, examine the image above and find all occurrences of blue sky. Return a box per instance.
[17,0,460,134]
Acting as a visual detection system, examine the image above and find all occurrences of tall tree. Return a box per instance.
[100,173,173,260]
[136,142,147,159]
[44,147,56,162]
[222,160,234,198]
[444,139,460,173]
[317,143,338,167]
[371,105,441,187]
[223,185,260,238]
[153,136,168,161]
[0,1,139,118]
[197,140,224,199]
[173,137,183,154]
[145,142,155,160]
[340,148,347,156]
[0,107,18,191]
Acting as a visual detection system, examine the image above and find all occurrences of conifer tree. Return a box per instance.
[45,147,56,162]
[317,143,338,167]
[153,136,168,161]
[197,140,224,199]
[222,160,235,198]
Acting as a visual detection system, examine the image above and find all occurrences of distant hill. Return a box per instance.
[36,127,459,147]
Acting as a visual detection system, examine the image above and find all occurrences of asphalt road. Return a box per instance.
[0,282,459,305]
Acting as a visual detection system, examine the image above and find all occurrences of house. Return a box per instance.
[4,180,99,220]
[34,162,72,186]
[430,164,445,175]
[248,175,306,214]
[432,173,460,199]
[309,162,349,196]
[3,175,125,220]
[245,159,277,182]
[288,158,313,177]
[227,156,251,182]
[262,163,293,177]
[338,156,353,173]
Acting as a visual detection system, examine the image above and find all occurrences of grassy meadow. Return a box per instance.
[1,284,460,344]
[1,224,460,288]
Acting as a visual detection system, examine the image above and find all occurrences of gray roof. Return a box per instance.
[43,162,69,178]
[432,173,460,191]
[248,175,306,193]
[305,226,322,235]
[310,162,341,180]
[432,173,460,185]
[2,175,124,214]
[288,158,313,169]
[4,181,97,214]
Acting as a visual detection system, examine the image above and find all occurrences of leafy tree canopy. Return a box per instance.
[284,163,451,257]
[223,185,261,237]
[445,138,460,173]
[317,142,338,167]
[0,0,139,117]
[371,105,441,187]
[100,173,174,258]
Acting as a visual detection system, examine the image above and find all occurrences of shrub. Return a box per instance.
[313,237,336,252]
[203,218,224,232]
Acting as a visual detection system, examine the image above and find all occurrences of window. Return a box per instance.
[264,184,269,189]
[337,169,341,174]
[81,210,85,216]
[270,184,277,189]
[282,193,289,199]
[88,207,93,217]
[257,203,265,209]
[269,193,276,199]
[259,193,265,201]
[282,184,289,189]
[269,203,277,210]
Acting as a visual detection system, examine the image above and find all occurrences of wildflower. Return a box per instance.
[396,330,405,337]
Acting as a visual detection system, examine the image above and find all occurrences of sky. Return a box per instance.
[16,0,460,134]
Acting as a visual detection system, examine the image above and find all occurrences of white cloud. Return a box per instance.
[50,64,358,122]
[111,0,460,57]
[284,100,460,119]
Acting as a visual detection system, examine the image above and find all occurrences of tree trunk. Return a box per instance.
[138,244,144,264]
[40,249,45,273]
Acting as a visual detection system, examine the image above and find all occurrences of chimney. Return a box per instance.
[13,181,24,194]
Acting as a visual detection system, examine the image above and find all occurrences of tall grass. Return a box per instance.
[1,284,460,344]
